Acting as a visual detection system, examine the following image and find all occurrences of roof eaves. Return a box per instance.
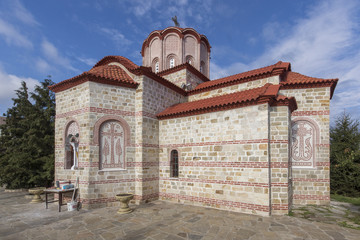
[157,62,210,82]
[280,78,338,99]
[270,95,298,113]
[138,67,187,96]
[48,71,139,93]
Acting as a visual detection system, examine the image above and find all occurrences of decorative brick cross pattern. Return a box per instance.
[291,121,314,167]
[100,121,124,169]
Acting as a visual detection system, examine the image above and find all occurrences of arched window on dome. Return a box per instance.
[186,55,194,66]
[200,61,205,74]
[155,62,159,73]
[170,58,175,68]
[166,54,178,69]
[152,58,159,73]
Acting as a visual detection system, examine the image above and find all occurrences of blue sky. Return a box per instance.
[0,0,359,124]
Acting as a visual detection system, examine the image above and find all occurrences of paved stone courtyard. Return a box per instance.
[1,188,360,240]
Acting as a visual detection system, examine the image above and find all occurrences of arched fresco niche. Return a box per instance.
[64,121,79,170]
[99,120,126,170]
[93,116,130,171]
[291,118,319,168]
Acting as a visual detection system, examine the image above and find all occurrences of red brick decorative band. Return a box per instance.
[56,177,158,185]
[316,144,330,148]
[271,204,289,210]
[160,139,268,148]
[159,161,289,168]
[271,162,288,168]
[160,177,270,188]
[56,161,291,169]
[293,194,330,200]
[316,162,330,167]
[135,111,157,119]
[55,162,99,168]
[128,162,160,167]
[159,192,270,212]
[292,178,330,183]
[292,110,329,116]
[56,161,161,168]
[179,161,270,168]
[55,106,157,120]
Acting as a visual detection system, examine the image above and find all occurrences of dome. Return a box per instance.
[141,27,211,78]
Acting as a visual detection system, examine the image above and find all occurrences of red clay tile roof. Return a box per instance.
[0,116,5,125]
[157,62,210,82]
[49,64,138,93]
[280,71,338,98]
[93,56,139,70]
[272,95,297,112]
[141,26,211,56]
[189,61,291,95]
[157,83,297,120]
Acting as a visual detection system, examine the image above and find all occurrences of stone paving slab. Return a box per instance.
[1,189,360,240]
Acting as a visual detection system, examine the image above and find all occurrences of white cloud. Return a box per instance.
[124,0,213,28]
[256,0,358,76]
[0,18,32,48]
[211,0,360,122]
[41,39,78,72]
[35,58,51,73]
[77,57,97,67]
[0,67,39,102]
[99,27,132,47]
[11,0,39,26]
[211,61,249,80]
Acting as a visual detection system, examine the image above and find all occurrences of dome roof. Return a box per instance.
[141,26,210,56]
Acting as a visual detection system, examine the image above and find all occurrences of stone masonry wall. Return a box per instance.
[158,104,272,216]
[134,75,186,202]
[55,82,92,204]
[161,68,205,90]
[55,81,138,208]
[188,76,280,102]
[280,87,331,205]
[269,106,291,215]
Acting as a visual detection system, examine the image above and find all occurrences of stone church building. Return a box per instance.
[49,27,338,216]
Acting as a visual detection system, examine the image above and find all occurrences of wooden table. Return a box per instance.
[44,188,77,212]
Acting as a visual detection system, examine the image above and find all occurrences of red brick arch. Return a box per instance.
[63,118,80,146]
[92,115,131,146]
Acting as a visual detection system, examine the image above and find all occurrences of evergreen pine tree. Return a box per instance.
[28,76,55,187]
[330,111,360,196]
[0,81,35,188]
[0,77,55,189]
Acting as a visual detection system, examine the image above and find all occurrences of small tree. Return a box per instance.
[0,77,55,189]
[330,111,360,196]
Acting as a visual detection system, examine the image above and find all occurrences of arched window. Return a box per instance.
[155,61,159,73]
[99,120,125,170]
[170,58,175,68]
[186,55,194,66]
[64,121,79,170]
[166,54,178,69]
[291,118,319,168]
[170,150,179,178]
[200,61,205,74]
[152,58,159,73]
